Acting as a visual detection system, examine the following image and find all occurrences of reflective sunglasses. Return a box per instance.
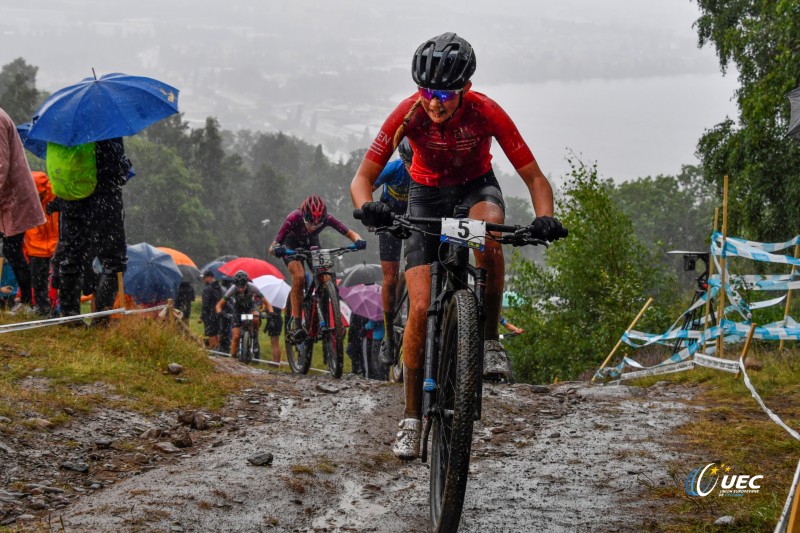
[418,87,461,103]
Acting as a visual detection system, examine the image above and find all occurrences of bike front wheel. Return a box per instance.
[430,289,480,533]
[239,329,253,363]
[284,299,313,374]
[320,281,344,378]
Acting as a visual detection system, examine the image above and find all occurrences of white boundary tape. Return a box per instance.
[0,308,125,333]
[0,305,172,335]
[206,349,330,374]
[693,353,740,374]
[738,357,800,442]
[611,360,695,383]
[775,459,800,533]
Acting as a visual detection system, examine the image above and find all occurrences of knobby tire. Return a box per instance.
[320,281,344,378]
[284,298,312,374]
[430,289,479,533]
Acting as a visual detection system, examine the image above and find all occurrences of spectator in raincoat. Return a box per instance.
[0,106,45,311]
[24,171,59,316]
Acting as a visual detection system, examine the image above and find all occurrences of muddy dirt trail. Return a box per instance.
[9,360,697,532]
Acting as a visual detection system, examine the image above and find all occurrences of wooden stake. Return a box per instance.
[716,176,729,359]
[787,475,800,533]
[779,244,799,351]
[702,207,721,354]
[166,298,173,323]
[739,322,757,369]
[116,272,126,311]
[592,297,653,383]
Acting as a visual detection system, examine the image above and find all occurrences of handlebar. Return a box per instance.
[283,244,359,258]
[353,209,552,247]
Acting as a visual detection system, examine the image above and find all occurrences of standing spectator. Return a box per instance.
[0,106,45,311]
[174,281,195,321]
[200,270,223,349]
[24,171,59,316]
[218,278,234,352]
[49,138,131,320]
[264,306,284,364]
[345,313,368,376]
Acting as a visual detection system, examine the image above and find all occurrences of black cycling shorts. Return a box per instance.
[265,312,283,336]
[280,234,320,266]
[405,169,505,270]
[204,319,220,337]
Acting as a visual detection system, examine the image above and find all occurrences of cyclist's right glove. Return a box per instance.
[530,216,568,241]
[360,201,394,228]
[272,245,287,258]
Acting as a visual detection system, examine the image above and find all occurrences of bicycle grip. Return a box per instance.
[353,209,363,220]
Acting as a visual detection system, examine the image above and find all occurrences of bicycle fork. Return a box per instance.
[420,261,444,463]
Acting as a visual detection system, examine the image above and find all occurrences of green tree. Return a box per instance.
[507,159,673,383]
[694,1,800,240]
[0,58,41,124]
[123,137,216,262]
[608,165,716,289]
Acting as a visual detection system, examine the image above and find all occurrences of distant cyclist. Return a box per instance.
[268,195,366,339]
[350,33,566,459]
[371,138,413,364]
[215,270,272,358]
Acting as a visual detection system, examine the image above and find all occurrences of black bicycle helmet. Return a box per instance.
[412,32,476,90]
[397,138,413,165]
[233,270,249,288]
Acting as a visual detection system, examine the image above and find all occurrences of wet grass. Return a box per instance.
[0,312,247,427]
[629,346,800,532]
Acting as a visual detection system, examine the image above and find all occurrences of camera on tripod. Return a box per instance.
[668,250,710,291]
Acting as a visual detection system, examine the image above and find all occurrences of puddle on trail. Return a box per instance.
[311,479,389,530]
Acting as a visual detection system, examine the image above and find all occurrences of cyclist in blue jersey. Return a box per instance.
[371,139,412,364]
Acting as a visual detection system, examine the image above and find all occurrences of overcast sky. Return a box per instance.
[0,0,739,192]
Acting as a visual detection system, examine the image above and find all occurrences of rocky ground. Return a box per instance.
[0,358,698,532]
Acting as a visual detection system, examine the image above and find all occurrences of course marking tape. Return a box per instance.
[612,360,695,383]
[0,308,125,333]
[693,353,740,374]
[775,459,800,533]
[206,349,330,374]
[739,357,800,442]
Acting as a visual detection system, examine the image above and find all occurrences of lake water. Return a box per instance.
[465,73,740,197]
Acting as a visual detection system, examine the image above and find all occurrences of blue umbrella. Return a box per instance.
[15,122,48,159]
[199,260,231,281]
[28,72,179,147]
[124,243,182,304]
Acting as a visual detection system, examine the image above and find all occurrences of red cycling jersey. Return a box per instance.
[366,91,536,188]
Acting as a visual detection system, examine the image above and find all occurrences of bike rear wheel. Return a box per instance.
[430,289,480,533]
[284,299,313,374]
[320,281,345,378]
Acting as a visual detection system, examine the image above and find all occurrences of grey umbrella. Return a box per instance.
[340,263,383,287]
[787,88,800,140]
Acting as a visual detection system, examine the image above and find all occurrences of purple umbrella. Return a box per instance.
[338,283,383,321]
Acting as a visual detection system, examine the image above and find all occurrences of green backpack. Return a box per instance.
[46,142,97,200]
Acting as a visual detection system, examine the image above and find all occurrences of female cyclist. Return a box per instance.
[350,32,566,459]
[269,195,366,339]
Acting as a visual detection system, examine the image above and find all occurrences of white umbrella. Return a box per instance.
[252,275,291,309]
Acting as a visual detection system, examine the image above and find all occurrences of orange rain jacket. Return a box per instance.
[23,171,59,258]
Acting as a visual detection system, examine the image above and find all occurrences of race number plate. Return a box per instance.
[241,314,253,320]
[440,218,486,251]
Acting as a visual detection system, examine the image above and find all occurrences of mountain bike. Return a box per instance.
[282,245,360,378]
[236,312,260,364]
[355,206,555,532]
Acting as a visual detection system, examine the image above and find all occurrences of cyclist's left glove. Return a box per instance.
[360,201,393,228]
[354,239,367,250]
[530,216,568,241]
